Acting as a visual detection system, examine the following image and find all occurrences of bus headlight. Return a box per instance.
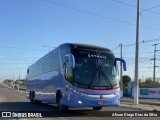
[73,90,87,97]
[78,100,83,104]
[79,92,87,96]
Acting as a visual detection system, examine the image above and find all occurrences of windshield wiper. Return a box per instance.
[88,67,98,88]
[88,60,113,89]
[99,65,113,88]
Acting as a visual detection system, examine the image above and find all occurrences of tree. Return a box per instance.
[123,75,131,84]
[139,77,160,88]
[123,75,131,92]
[145,78,155,83]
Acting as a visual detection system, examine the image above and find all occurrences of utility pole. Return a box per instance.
[17,68,23,91]
[24,62,30,68]
[134,0,140,104]
[42,45,55,52]
[152,43,159,82]
[18,68,21,91]
[42,45,51,52]
[120,43,123,97]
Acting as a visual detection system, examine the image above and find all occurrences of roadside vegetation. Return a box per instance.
[3,79,26,90]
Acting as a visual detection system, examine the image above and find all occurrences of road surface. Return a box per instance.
[0,83,159,120]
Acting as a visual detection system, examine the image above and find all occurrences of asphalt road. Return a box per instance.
[0,83,159,120]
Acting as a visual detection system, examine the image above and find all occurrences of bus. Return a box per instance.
[26,43,126,111]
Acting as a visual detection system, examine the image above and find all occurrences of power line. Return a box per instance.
[112,0,136,8]
[0,45,47,51]
[0,55,39,60]
[113,37,160,50]
[124,57,152,60]
[0,37,35,45]
[123,37,160,47]
[42,45,56,52]
[142,38,160,43]
[0,67,26,70]
[114,51,154,55]
[42,0,135,25]
[0,58,34,62]
[140,26,160,31]
[0,62,33,65]
[42,0,160,32]
[112,0,160,15]
[112,45,120,51]
[141,4,160,12]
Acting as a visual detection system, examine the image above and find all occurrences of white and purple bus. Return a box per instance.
[26,43,126,111]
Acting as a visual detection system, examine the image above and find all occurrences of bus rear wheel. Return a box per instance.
[57,93,68,112]
[30,91,35,103]
[93,107,102,111]
[30,91,42,104]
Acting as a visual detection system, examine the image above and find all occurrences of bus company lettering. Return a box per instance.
[88,54,106,59]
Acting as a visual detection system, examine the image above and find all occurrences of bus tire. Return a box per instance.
[29,91,32,99]
[57,92,68,112]
[30,91,42,104]
[93,107,102,111]
[30,91,35,103]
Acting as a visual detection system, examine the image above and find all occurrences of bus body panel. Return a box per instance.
[26,43,124,108]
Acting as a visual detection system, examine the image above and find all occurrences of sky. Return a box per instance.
[0,0,160,82]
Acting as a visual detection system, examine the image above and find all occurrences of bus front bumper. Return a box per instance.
[63,94,120,108]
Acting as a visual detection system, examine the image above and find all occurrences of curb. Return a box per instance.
[120,104,160,111]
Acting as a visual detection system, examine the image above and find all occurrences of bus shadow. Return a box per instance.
[0,102,97,117]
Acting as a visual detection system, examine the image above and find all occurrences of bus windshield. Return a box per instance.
[72,49,119,90]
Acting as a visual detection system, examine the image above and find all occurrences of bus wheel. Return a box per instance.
[30,91,35,103]
[30,91,42,104]
[93,107,102,111]
[29,91,32,99]
[57,93,68,112]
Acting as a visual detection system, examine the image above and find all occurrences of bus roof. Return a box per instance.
[29,43,113,68]
[60,43,112,53]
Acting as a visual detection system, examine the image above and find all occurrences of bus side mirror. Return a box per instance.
[65,54,75,68]
[64,54,75,83]
[115,58,127,71]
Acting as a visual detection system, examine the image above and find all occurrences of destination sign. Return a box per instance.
[72,48,114,60]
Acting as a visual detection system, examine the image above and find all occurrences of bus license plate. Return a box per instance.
[97,101,105,105]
